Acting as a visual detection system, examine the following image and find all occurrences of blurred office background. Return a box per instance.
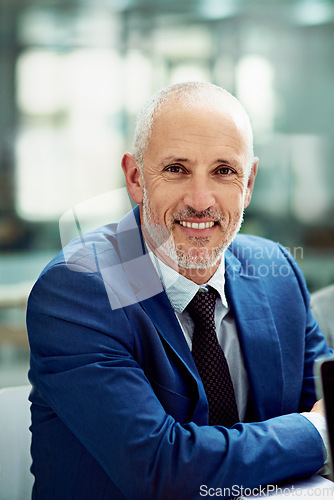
[1,0,334,387]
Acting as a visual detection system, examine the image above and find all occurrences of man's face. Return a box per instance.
[132,98,257,280]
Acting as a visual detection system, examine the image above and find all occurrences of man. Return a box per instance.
[27,81,332,499]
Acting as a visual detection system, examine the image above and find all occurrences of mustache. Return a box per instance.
[172,206,224,222]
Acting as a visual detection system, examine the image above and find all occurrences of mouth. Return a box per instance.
[178,220,216,230]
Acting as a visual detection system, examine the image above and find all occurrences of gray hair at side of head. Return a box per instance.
[132,81,255,175]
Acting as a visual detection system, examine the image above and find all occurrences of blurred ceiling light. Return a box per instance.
[105,0,134,11]
[198,0,238,20]
[236,55,275,133]
[18,8,66,46]
[16,123,123,221]
[124,52,152,114]
[17,51,65,115]
[290,135,330,223]
[19,6,119,47]
[65,49,122,114]
[16,128,72,220]
[17,48,125,116]
[170,63,210,85]
[153,26,212,59]
[71,8,120,47]
[292,0,334,26]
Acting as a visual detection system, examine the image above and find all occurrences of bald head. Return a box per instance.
[132,81,255,173]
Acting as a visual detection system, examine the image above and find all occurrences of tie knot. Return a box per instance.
[186,288,217,324]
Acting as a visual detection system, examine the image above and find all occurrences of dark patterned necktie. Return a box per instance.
[187,288,239,427]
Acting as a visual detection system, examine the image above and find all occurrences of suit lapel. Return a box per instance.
[140,292,209,424]
[225,250,284,420]
[116,208,207,420]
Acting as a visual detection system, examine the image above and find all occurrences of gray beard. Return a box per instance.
[141,186,244,270]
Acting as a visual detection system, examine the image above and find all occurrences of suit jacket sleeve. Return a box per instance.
[27,249,330,500]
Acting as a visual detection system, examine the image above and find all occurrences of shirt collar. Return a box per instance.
[147,246,228,313]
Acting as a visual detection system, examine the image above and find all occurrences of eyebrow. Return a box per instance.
[159,156,235,166]
[159,156,189,165]
[215,158,235,165]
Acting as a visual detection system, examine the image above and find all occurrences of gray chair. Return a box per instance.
[311,284,334,349]
[0,385,34,500]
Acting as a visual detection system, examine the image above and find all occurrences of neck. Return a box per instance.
[176,263,220,285]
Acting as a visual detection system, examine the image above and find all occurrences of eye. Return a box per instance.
[216,166,235,176]
[164,164,186,174]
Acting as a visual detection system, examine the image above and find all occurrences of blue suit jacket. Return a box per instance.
[27,206,332,499]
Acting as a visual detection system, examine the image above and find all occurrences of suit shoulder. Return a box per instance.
[40,223,120,278]
[227,233,297,269]
[226,234,307,291]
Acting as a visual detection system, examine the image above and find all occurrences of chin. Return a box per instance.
[175,247,224,270]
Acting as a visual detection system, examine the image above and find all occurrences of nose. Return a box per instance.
[182,175,216,212]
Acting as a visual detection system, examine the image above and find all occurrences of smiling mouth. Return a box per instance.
[178,220,216,230]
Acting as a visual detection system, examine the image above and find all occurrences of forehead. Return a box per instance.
[144,96,251,164]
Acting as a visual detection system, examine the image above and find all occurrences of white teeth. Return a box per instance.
[179,221,215,229]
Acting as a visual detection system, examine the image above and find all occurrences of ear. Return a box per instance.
[121,153,143,204]
[243,157,258,209]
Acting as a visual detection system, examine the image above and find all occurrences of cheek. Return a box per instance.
[146,186,181,219]
[217,187,245,211]
[146,193,172,225]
